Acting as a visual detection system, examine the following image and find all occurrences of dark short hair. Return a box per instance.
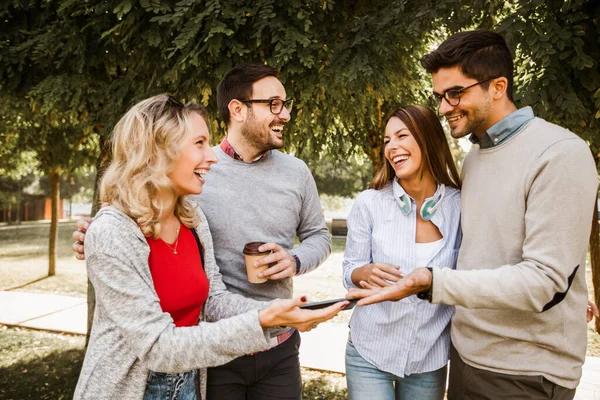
[421,30,514,101]
[370,105,461,191]
[217,64,279,125]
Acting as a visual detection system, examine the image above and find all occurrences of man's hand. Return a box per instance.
[255,243,296,280]
[346,267,433,306]
[72,217,92,260]
[351,263,404,288]
[588,300,599,324]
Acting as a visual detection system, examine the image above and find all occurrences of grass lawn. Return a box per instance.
[0,221,599,399]
[0,326,84,400]
[0,222,87,297]
[0,325,347,400]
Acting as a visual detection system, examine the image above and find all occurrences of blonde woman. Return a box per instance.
[74,95,347,400]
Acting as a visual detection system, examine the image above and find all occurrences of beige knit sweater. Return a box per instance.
[432,118,598,389]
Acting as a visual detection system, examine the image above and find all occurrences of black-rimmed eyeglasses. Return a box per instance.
[429,77,497,108]
[240,98,294,115]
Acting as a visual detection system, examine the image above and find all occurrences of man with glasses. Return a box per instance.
[349,30,598,399]
[200,64,330,399]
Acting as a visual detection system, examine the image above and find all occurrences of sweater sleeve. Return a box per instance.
[342,192,373,289]
[289,163,331,275]
[195,214,271,322]
[432,138,598,311]
[85,225,271,373]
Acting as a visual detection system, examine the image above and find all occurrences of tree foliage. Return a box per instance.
[4,0,441,165]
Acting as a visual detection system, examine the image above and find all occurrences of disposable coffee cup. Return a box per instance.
[243,242,271,283]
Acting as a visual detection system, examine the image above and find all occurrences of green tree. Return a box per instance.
[1,100,98,275]
[305,151,373,198]
[57,0,439,166]
[1,0,103,275]
[0,122,39,224]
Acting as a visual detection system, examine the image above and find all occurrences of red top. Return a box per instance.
[146,225,209,327]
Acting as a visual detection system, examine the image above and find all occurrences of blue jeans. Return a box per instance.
[345,339,447,400]
[144,370,197,400]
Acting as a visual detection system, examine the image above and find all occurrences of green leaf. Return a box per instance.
[113,0,132,20]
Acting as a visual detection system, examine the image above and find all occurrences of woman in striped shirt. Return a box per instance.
[343,105,462,400]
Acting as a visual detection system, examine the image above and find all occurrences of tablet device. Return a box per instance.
[299,297,357,310]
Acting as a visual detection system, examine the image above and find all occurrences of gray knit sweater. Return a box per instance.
[432,118,598,388]
[74,206,272,400]
[198,147,330,303]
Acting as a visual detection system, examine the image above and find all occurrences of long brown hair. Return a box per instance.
[370,104,461,190]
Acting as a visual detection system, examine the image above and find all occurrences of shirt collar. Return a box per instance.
[219,137,269,163]
[469,106,535,149]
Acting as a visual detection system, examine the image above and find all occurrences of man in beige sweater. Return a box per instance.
[349,30,598,399]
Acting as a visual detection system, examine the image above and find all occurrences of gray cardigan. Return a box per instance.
[74,206,272,400]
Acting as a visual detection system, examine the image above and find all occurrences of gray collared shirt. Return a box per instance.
[469,106,535,149]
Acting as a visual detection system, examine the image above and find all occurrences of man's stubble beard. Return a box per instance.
[450,95,492,139]
[242,109,284,152]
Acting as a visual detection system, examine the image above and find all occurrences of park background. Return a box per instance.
[1,0,600,398]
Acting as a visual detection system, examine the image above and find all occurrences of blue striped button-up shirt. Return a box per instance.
[343,180,461,377]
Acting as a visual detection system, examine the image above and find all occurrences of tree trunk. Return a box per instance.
[48,168,60,277]
[15,186,22,225]
[362,99,385,177]
[87,136,111,346]
[590,194,600,334]
[363,126,384,176]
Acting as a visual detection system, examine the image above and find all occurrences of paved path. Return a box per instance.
[1,290,599,399]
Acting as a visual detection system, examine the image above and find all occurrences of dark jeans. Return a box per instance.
[206,330,302,400]
[448,345,575,400]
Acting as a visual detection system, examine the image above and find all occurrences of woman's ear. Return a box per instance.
[229,99,247,123]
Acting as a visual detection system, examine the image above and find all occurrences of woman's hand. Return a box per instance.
[258,296,349,332]
[347,267,433,306]
[350,263,403,288]
[588,300,599,323]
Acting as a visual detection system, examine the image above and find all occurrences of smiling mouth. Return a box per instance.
[392,155,409,165]
[446,114,465,124]
[270,124,284,133]
[193,169,208,182]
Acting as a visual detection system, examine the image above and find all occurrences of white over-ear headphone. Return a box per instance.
[398,184,446,221]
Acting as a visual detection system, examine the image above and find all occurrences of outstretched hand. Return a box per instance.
[258,296,349,332]
[346,267,433,306]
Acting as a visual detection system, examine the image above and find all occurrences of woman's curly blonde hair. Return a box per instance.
[100,94,206,237]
